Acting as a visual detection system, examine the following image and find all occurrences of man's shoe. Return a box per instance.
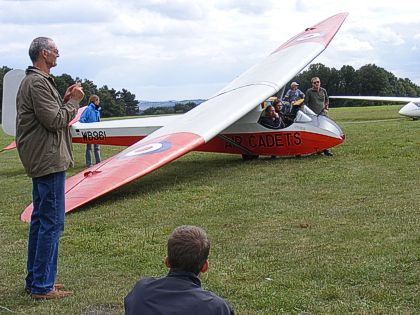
[25,283,65,295]
[54,283,65,290]
[31,289,73,300]
[323,149,333,156]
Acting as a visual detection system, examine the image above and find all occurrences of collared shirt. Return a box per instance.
[284,88,305,103]
[124,269,234,315]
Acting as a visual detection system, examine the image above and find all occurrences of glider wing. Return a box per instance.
[330,96,420,103]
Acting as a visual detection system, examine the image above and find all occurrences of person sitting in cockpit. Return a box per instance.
[273,98,295,127]
[259,105,285,129]
[272,99,283,115]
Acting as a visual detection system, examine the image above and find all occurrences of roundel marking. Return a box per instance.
[123,140,172,158]
[296,32,324,41]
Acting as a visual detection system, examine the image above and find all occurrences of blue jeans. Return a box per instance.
[86,143,101,167]
[26,171,65,294]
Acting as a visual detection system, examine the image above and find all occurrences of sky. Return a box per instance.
[1,0,419,101]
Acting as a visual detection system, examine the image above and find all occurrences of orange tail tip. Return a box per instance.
[1,141,16,152]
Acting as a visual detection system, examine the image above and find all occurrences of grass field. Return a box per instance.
[0,105,419,314]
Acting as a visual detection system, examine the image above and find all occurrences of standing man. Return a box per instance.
[304,76,333,156]
[80,94,101,168]
[125,225,235,315]
[16,37,84,299]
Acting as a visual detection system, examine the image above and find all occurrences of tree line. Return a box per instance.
[142,102,197,115]
[289,63,420,106]
[2,63,420,122]
[0,66,139,121]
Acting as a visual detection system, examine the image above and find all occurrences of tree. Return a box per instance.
[184,102,197,112]
[80,79,98,105]
[98,86,120,117]
[118,89,139,116]
[54,73,74,98]
[357,64,392,96]
[143,106,175,115]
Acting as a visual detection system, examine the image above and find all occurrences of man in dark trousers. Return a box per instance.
[304,76,333,156]
[124,225,234,315]
[16,37,84,299]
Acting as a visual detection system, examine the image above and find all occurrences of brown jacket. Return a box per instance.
[16,67,79,178]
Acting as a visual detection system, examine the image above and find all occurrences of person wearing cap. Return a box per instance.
[283,81,305,114]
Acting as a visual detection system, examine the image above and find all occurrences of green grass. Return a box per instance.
[0,105,419,314]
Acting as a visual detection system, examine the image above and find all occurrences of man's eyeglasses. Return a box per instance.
[312,81,320,84]
[45,48,59,56]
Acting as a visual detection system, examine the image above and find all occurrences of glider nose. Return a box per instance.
[398,102,420,117]
[317,116,344,140]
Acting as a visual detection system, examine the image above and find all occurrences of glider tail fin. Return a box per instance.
[2,69,25,136]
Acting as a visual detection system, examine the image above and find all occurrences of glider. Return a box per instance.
[330,96,420,119]
[1,13,348,222]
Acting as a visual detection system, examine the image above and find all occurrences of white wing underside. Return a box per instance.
[330,96,420,103]
[147,43,326,143]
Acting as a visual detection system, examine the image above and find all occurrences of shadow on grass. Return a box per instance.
[71,154,244,214]
[70,152,320,216]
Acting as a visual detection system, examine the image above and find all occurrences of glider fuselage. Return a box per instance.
[71,107,344,157]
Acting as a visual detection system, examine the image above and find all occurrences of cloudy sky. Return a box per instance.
[1,0,419,101]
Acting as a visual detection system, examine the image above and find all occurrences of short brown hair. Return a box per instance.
[167,225,210,275]
[88,94,99,104]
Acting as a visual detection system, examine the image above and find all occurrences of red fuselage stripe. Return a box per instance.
[73,131,343,156]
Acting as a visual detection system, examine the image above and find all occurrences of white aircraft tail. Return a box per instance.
[2,69,25,136]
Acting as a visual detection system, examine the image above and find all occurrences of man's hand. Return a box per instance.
[63,83,84,103]
[70,86,85,102]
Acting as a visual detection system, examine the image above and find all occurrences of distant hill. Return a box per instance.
[139,99,206,110]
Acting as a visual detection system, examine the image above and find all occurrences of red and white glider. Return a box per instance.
[1,13,348,222]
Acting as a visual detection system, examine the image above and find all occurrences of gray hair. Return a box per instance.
[29,37,53,62]
[311,76,320,83]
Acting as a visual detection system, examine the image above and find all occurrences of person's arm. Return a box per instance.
[323,88,329,109]
[284,89,290,100]
[299,89,305,99]
[79,107,90,123]
[32,80,80,131]
[303,90,310,106]
[259,116,273,129]
[273,117,282,128]
[87,108,97,123]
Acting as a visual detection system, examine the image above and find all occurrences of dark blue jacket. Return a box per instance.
[124,269,234,315]
[80,103,100,123]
